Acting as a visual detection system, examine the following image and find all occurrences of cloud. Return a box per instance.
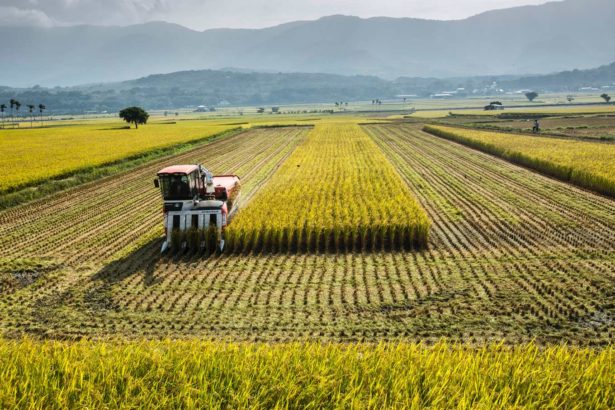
[0,0,556,29]
[0,0,168,26]
[0,6,54,27]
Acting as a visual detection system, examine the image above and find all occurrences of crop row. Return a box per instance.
[225,123,430,253]
[423,124,615,197]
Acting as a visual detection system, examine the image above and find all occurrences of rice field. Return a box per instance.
[424,124,615,197]
[0,119,237,193]
[466,115,615,140]
[0,123,612,345]
[0,120,613,407]
[1,339,612,409]
[225,123,430,253]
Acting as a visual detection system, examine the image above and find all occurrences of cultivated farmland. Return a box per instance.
[424,124,615,197]
[226,123,430,253]
[467,115,615,141]
[0,127,306,271]
[0,120,236,194]
[0,122,612,345]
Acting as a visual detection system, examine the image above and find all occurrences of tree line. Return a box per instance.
[0,99,46,128]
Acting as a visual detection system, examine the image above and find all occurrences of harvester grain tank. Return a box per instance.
[154,164,240,252]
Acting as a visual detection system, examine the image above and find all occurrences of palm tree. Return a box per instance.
[27,104,35,127]
[9,99,16,124]
[39,104,46,126]
[14,100,21,125]
[0,104,6,129]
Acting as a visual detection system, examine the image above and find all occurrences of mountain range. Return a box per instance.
[1,61,614,113]
[1,0,614,87]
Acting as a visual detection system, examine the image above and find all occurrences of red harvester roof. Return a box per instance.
[157,165,199,175]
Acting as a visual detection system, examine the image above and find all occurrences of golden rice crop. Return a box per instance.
[0,120,235,193]
[226,123,430,252]
[0,339,612,409]
[424,125,615,197]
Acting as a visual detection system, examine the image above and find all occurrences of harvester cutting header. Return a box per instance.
[154,164,240,253]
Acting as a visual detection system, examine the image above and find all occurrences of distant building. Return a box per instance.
[431,93,454,99]
[194,105,216,112]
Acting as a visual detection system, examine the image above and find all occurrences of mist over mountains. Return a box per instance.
[1,0,613,87]
[1,61,614,114]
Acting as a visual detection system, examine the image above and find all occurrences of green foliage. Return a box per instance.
[525,91,539,102]
[119,106,149,129]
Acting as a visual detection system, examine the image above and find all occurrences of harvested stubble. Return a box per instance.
[226,123,430,253]
[424,125,615,197]
[0,339,612,409]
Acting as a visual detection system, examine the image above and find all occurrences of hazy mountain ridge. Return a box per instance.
[1,0,613,86]
[1,61,614,113]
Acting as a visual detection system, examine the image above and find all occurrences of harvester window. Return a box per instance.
[159,174,191,200]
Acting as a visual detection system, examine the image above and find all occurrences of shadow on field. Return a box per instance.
[91,238,164,288]
[90,237,222,289]
[97,126,131,131]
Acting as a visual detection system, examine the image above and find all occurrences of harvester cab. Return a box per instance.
[154,164,240,253]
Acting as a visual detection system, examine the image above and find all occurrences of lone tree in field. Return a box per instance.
[601,93,611,103]
[119,106,149,129]
[525,91,539,102]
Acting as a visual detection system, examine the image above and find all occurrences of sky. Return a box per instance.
[0,0,557,30]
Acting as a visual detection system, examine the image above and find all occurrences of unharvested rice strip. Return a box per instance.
[226,123,430,254]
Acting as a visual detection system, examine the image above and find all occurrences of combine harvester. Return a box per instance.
[154,164,240,253]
